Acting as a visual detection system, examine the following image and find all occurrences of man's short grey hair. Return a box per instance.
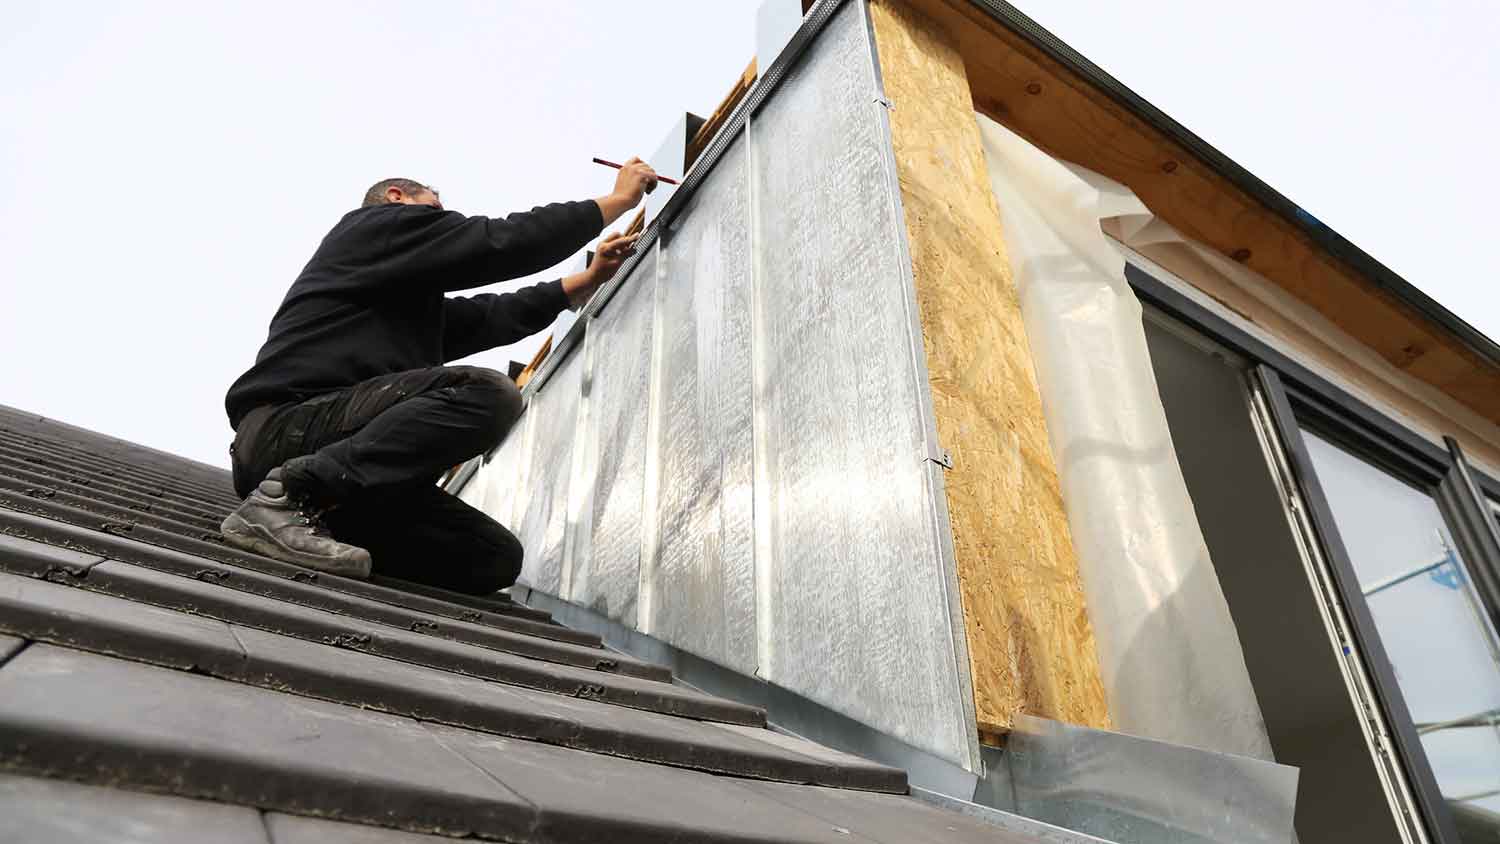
[362,178,431,208]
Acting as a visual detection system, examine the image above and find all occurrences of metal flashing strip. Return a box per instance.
[519,0,853,398]
[909,787,1116,844]
[964,0,1500,372]
[1005,715,1299,844]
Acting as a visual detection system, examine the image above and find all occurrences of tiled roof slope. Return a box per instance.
[0,404,1039,843]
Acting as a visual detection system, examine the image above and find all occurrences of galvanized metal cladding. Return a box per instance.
[463,0,977,769]
[1006,715,1300,844]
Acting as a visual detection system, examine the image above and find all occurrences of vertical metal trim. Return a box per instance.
[857,0,981,770]
[559,314,599,602]
[506,387,541,588]
[635,236,667,634]
[1439,437,1500,632]
[1253,364,1457,844]
[746,105,774,681]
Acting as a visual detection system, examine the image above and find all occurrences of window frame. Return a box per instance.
[1127,261,1500,844]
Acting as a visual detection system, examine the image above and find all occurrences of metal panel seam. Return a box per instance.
[858,0,981,771]
[637,238,668,635]
[746,106,774,681]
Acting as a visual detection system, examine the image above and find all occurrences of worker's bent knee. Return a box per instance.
[447,366,522,436]
[434,518,523,596]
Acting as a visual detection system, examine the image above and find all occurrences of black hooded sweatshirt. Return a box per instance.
[225,199,603,429]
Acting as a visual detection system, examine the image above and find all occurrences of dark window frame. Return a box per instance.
[1127,261,1500,844]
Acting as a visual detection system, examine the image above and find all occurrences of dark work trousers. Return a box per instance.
[229,366,524,595]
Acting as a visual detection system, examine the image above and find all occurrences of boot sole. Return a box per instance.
[220,514,372,580]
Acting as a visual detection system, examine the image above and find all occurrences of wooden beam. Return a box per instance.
[907,0,1500,425]
[686,59,758,171]
[868,0,1111,736]
[514,336,552,390]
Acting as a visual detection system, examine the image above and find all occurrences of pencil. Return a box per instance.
[592,157,680,186]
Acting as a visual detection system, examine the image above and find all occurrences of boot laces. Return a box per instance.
[293,499,334,538]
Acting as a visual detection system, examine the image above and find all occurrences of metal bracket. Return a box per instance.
[924,450,953,470]
[873,95,894,110]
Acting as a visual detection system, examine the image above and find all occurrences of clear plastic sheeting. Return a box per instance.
[642,139,757,673]
[514,351,581,597]
[458,0,977,771]
[565,247,658,625]
[976,115,1275,761]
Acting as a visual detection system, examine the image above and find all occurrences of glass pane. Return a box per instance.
[1302,431,1500,831]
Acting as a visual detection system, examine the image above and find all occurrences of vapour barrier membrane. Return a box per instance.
[976,114,1276,761]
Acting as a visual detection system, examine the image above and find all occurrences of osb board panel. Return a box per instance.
[869,0,1110,734]
[906,0,1500,425]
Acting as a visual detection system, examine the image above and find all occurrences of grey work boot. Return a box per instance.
[220,467,371,579]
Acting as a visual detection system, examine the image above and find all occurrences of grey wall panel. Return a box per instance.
[747,0,971,763]
[515,352,581,595]
[567,249,658,625]
[642,136,757,674]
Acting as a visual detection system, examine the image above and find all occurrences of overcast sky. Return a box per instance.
[2,0,1496,469]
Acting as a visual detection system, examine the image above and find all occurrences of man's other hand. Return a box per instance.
[594,157,659,226]
[561,231,641,309]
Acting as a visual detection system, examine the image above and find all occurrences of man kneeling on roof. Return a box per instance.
[221,160,658,594]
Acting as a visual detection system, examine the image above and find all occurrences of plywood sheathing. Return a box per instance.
[514,335,552,389]
[903,0,1500,426]
[868,0,1110,736]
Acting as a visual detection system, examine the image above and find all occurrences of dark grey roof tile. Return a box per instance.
[233,625,861,785]
[0,563,895,789]
[424,722,883,844]
[2,526,600,648]
[265,813,454,843]
[0,503,555,625]
[0,646,534,840]
[79,560,666,681]
[0,773,269,844]
[710,722,906,793]
[737,778,1041,844]
[0,549,761,725]
[0,530,105,582]
[0,570,246,676]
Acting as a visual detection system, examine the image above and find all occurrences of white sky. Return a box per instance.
[2,0,1496,468]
